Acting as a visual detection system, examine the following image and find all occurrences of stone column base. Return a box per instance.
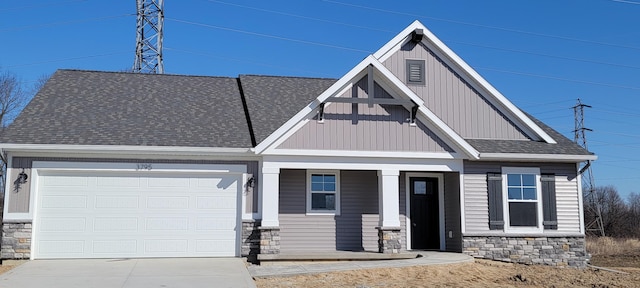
[2,222,32,260]
[241,220,261,257]
[259,226,280,254]
[377,226,402,254]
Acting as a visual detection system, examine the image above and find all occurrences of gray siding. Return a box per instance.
[7,157,259,215]
[383,41,529,140]
[463,161,580,234]
[444,172,462,252]
[278,76,454,153]
[278,169,380,252]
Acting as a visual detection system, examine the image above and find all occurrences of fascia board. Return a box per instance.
[373,20,557,144]
[369,59,480,159]
[479,153,598,162]
[0,143,254,157]
[254,55,379,154]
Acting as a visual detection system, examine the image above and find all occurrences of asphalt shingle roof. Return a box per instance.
[240,75,336,144]
[1,70,253,148]
[0,69,593,157]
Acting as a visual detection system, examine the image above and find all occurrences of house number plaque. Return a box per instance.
[136,163,153,171]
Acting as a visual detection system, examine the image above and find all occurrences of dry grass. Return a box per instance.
[587,237,640,256]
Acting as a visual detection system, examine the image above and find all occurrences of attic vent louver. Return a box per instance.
[406,59,425,85]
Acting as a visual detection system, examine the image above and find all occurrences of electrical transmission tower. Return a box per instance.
[133,0,164,73]
[573,99,605,237]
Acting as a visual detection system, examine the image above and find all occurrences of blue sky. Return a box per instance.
[1,0,639,199]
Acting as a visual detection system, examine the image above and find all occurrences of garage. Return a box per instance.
[32,164,243,259]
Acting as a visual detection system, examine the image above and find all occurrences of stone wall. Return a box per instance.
[241,220,260,257]
[463,236,588,267]
[259,227,280,254]
[2,222,32,259]
[377,227,402,254]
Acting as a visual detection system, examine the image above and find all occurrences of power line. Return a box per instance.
[476,67,640,91]
[610,0,640,5]
[205,0,394,34]
[447,40,640,70]
[0,0,86,12]
[0,14,132,32]
[322,0,640,51]
[166,18,373,54]
[5,52,131,68]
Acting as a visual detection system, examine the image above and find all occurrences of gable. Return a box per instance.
[383,41,529,140]
[277,75,455,153]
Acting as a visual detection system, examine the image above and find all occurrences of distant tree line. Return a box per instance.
[584,185,640,238]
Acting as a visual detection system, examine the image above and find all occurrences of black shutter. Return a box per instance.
[487,173,504,230]
[541,174,558,229]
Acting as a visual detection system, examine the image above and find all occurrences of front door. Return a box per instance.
[410,177,440,250]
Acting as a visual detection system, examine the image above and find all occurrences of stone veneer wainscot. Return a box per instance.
[463,236,589,268]
[2,222,32,259]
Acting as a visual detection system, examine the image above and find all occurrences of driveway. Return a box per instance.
[0,258,256,288]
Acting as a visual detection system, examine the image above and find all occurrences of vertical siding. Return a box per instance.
[278,76,454,153]
[463,161,581,234]
[8,157,258,215]
[279,169,380,252]
[444,172,462,252]
[383,41,529,140]
[7,158,33,213]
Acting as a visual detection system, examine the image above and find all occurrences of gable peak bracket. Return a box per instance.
[411,29,424,43]
[410,104,419,126]
[318,102,325,123]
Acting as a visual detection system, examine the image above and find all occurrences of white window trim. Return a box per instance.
[306,170,341,215]
[502,167,543,233]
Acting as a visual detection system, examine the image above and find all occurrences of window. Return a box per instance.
[406,59,425,85]
[307,171,340,214]
[502,167,542,232]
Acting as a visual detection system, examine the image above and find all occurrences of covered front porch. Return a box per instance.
[258,157,464,256]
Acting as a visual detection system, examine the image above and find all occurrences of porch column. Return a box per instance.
[377,169,402,253]
[378,170,401,227]
[260,167,280,254]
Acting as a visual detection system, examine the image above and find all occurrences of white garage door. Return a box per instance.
[34,171,240,259]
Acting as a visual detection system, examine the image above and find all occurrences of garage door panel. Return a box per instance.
[35,171,240,259]
[95,196,139,209]
[41,195,88,208]
[94,217,138,231]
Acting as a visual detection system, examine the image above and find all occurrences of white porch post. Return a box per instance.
[259,166,281,254]
[260,167,280,227]
[378,169,401,227]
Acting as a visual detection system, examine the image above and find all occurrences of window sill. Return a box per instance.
[305,211,340,216]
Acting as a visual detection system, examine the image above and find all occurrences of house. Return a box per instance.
[1,21,594,267]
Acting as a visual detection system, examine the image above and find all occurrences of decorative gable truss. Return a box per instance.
[256,56,480,159]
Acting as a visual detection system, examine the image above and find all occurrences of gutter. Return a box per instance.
[0,143,255,157]
[479,153,597,162]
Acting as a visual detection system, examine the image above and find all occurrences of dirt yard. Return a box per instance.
[256,238,640,288]
[255,259,640,288]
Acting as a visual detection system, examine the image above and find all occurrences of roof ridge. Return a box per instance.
[239,74,337,81]
[56,69,238,80]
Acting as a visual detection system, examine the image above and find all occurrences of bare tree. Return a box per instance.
[585,185,629,237]
[0,70,28,128]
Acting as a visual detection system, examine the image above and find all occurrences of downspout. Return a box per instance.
[578,160,591,175]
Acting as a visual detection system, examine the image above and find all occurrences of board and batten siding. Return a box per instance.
[463,161,581,234]
[383,41,529,141]
[444,172,462,252]
[279,169,408,252]
[6,157,259,215]
[278,76,454,153]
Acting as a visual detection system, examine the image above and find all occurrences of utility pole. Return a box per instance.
[573,98,605,237]
[133,0,164,73]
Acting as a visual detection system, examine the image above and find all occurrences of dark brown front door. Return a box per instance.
[410,177,440,250]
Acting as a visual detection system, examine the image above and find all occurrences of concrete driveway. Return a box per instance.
[0,258,256,288]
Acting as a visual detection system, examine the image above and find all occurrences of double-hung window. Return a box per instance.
[307,171,340,214]
[503,167,542,232]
